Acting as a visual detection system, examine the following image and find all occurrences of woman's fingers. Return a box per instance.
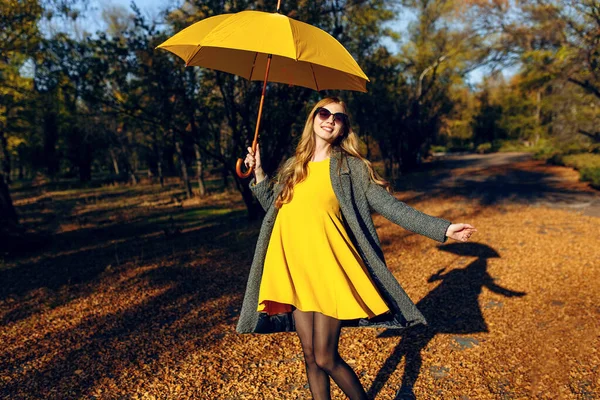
[462,228,476,241]
[449,223,477,242]
[246,145,262,170]
[255,143,261,162]
[244,146,256,168]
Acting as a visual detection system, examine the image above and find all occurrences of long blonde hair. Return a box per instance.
[274,97,390,209]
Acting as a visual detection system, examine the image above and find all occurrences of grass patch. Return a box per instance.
[174,207,237,221]
[145,207,240,226]
[580,167,600,189]
[497,141,539,153]
[561,153,600,170]
[544,152,600,189]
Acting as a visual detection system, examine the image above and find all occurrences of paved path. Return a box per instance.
[395,152,600,217]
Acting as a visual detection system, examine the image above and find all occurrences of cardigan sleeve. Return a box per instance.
[249,156,295,212]
[249,176,275,212]
[355,160,452,243]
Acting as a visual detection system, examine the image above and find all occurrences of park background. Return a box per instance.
[1,0,599,398]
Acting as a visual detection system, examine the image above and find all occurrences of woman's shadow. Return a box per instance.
[367,243,526,399]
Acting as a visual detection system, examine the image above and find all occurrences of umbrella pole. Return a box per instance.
[236,54,273,179]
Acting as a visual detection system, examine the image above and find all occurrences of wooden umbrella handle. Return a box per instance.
[236,158,253,179]
[236,136,259,178]
[235,54,272,179]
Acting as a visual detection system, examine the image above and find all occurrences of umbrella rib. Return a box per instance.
[309,63,319,91]
[248,52,259,80]
[286,18,299,61]
[185,45,203,66]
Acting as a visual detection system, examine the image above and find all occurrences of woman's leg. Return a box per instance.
[313,312,368,400]
[292,308,331,400]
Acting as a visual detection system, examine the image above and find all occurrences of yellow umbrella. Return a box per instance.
[157,7,369,178]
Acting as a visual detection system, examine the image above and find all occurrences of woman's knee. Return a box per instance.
[314,350,339,372]
[298,343,317,366]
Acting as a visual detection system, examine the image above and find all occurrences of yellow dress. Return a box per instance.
[257,157,390,320]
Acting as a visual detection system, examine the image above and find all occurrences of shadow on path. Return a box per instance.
[394,153,600,215]
[367,243,527,399]
[0,261,243,398]
[0,202,246,325]
[0,214,258,398]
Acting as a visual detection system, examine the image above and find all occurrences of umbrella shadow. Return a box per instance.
[367,243,527,399]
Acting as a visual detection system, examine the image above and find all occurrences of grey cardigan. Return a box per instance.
[236,147,452,334]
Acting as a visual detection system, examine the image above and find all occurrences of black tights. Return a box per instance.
[292,308,369,400]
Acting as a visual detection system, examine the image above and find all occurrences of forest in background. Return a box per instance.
[1,0,599,232]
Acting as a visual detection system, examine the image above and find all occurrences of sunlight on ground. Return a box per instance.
[1,161,599,399]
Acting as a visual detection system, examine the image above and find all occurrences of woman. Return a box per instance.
[236,97,476,399]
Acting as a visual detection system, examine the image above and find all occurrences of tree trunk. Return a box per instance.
[158,160,164,187]
[164,142,176,176]
[79,142,93,182]
[0,173,18,227]
[399,141,421,173]
[0,128,11,185]
[122,152,137,184]
[175,140,193,199]
[123,129,138,185]
[43,102,59,178]
[222,165,231,190]
[384,158,392,180]
[534,90,541,146]
[120,145,137,185]
[153,140,164,187]
[129,170,137,185]
[194,144,207,197]
[233,173,264,220]
[110,148,120,175]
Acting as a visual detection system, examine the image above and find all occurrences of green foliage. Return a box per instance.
[0,0,42,55]
[562,154,600,171]
[2,0,600,226]
[546,152,564,166]
[580,167,600,189]
[496,140,537,153]
[471,87,505,145]
[531,138,556,160]
[471,75,547,151]
[351,0,492,175]
[475,142,492,154]
[517,0,600,102]
[466,0,600,162]
[537,150,600,188]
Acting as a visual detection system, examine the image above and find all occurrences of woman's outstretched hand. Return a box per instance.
[446,223,477,242]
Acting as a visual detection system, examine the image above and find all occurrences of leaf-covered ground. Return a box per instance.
[1,153,599,399]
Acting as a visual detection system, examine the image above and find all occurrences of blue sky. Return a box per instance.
[84,0,177,31]
[101,0,172,14]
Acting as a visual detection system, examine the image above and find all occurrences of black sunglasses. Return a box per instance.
[314,107,348,125]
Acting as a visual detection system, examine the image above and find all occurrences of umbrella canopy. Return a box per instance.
[157,10,369,92]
